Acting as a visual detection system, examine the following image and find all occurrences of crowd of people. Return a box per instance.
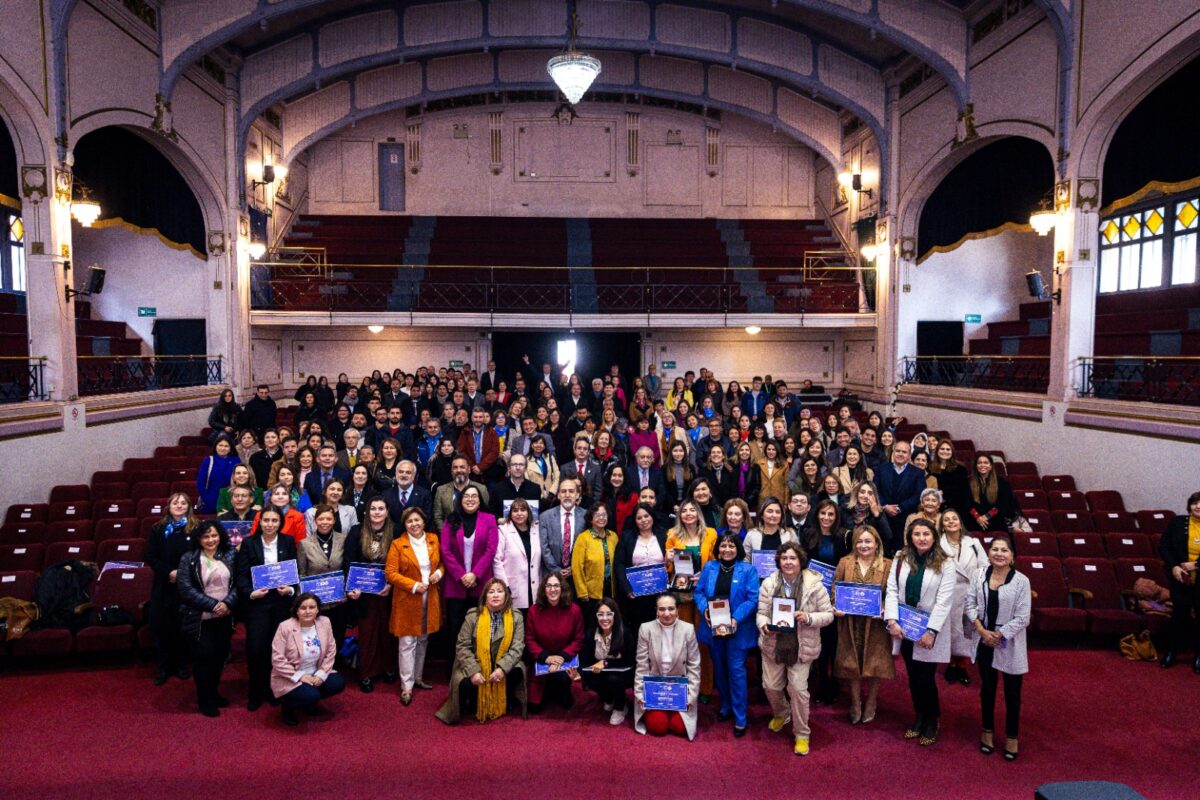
[148,358,1199,755]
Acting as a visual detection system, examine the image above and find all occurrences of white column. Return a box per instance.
[872,215,896,395]
[222,72,252,392]
[24,190,78,400]
[1046,178,1099,400]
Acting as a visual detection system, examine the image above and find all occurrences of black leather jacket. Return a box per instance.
[177,548,239,639]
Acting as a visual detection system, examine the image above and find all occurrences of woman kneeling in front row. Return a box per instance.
[270,592,346,726]
[436,578,526,724]
[757,542,834,756]
[634,593,701,739]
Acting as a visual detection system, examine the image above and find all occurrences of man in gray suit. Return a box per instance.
[503,416,555,463]
[559,435,603,502]
[432,454,490,532]
[539,478,586,578]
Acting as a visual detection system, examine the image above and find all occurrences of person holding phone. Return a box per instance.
[693,533,761,736]
[884,519,956,746]
[756,542,834,756]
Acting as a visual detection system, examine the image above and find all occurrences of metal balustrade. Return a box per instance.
[899,356,1051,394]
[77,355,223,397]
[0,357,48,403]
[1078,357,1200,406]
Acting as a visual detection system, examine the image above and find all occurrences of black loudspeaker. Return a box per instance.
[1025,270,1046,299]
[84,265,106,295]
[916,321,964,357]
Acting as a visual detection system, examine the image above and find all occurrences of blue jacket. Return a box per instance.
[874,463,926,519]
[694,560,761,648]
[196,454,239,514]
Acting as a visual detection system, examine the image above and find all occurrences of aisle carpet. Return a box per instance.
[1,646,1191,799]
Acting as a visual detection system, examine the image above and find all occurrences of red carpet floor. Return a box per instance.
[1,645,1194,799]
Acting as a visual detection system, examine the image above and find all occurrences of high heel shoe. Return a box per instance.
[904,714,924,740]
[400,691,413,707]
[861,697,877,724]
[848,701,862,725]
[1003,739,1018,761]
[979,730,994,755]
[919,720,939,746]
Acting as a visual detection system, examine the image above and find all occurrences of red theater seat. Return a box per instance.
[1104,533,1152,559]
[1048,491,1088,512]
[4,504,48,525]
[1092,511,1137,533]
[1004,462,1038,476]
[0,570,38,600]
[93,500,135,521]
[73,567,153,653]
[1042,475,1077,492]
[93,518,139,544]
[1052,511,1094,533]
[48,501,91,523]
[96,539,145,566]
[1009,474,1042,491]
[43,541,96,568]
[46,521,94,543]
[0,522,47,546]
[1057,532,1105,558]
[1014,489,1047,509]
[91,483,131,502]
[1017,556,1087,632]
[0,544,45,572]
[1014,532,1059,558]
[131,482,171,503]
[1085,491,1125,512]
[1063,558,1142,635]
[49,484,91,503]
[1135,510,1172,536]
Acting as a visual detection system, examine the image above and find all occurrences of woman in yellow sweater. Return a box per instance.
[666,499,718,702]
[571,502,619,621]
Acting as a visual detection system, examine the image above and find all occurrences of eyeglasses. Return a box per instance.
[596,611,615,618]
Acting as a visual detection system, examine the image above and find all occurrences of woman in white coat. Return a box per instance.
[938,509,987,685]
[965,534,1031,762]
[491,497,542,612]
[633,593,702,740]
[885,518,956,746]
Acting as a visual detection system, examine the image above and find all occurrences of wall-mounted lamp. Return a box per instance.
[249,163,276,192]
[838,171,874,200]
[1028,195,1057,236]
[70,181,102,227]
[860,243,880,261]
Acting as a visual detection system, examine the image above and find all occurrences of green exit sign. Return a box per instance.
[963,314,982,323]
[138,307,157,317]
[448,360,464,369]
[661,361,676,370]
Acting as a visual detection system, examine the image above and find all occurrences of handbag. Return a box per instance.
[1118,630,1157,662]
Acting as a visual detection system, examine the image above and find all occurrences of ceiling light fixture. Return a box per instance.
[70,181,102,227]
[548,12,601,105]
[744,325,762,335]
[1029,195,1057,236]
[368,325,384,334]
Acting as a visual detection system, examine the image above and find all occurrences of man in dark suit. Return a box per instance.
[874,440,926,526]
[539,479,587,577]
[234,526,299,710]
[462,377,486,410]
[382,460,433,527]
[371,405,417,461]
[381,378,413,420]
[455,407,501,483]
[304,444,350,505]
[561,383,588,418]
[740,376,768,418]
[478,360,503,393]
[240,385,278,441]
[488,453,542,517]
[629,445,666,498]
[560,435,603,502]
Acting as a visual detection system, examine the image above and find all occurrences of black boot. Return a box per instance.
[1192,654,1200,674]
[282,706,299,726]
[1160,651,1177,668]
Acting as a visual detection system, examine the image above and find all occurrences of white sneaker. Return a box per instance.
[609,706,628,726]
[603,701,614,712]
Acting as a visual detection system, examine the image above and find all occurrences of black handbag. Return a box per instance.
[97,605,133,626]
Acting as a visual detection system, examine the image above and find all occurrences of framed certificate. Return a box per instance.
[345,563,387,594]
[897,603,930,641]
[673,551,695,576]
[708,598,733,635]
[769,596,795,630]
[626,563,669,597]
[833,581,882,617]
[751,550,776,579]
[251,559,299,591]
[534,655,579,676]
[299,571,347,605]
[808,560,835,592]
[643,675,689,711]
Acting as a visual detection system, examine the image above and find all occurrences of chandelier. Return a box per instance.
[547,13,600,105]
[71,181,102,227]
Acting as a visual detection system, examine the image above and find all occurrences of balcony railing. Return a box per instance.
[249,263,868,315]
[899,356,1050,394]
[77,355,223,397]
[0,356,48,403]
[1078,356,1200,406]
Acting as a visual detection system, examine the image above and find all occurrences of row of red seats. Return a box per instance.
[0,566,153,657]
[1018,556,1168,636]
[1017,508,1170,534]
[3,490,197,524]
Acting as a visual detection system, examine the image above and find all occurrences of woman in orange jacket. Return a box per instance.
[385,506,444,706]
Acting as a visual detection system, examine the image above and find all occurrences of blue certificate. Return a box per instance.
[897,603,930,641]
[751,550,777,579]
[809,560,835,591]
[300,571,346,604]
[834,582,882,617]
[626,563,668,597]
[251,559,299,591]
[643,675,689,711]
[223,520,254,549]
[535,655,579,676]
[345,563,387,594]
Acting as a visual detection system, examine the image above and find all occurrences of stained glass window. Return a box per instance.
[1,212,25,294]
[1098,203,1176,293]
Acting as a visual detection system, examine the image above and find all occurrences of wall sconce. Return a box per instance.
[838,171,874,200]
[249,163,276,192]
[1028,195,1057,236]
[860,243,880,261]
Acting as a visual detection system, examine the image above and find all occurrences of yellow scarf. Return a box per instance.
[474,607,514,722]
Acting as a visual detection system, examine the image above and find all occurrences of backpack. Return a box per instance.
[33,560,97,631]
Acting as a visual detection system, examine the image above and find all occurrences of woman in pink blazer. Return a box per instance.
[440,486,501,664]
[270,592,346,726]
[493,497,542,611]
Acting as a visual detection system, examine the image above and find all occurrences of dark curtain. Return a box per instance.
[0,119,17,200]
[917,138,1054,259]
[490,331,641,388]
[1102,55,1200,207]
[72,127,206,254]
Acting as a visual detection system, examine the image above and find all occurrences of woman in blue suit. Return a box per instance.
[694,531,761,737]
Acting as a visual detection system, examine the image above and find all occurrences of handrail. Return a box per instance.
[0,355,47,361]
[901,354,1050,360]
[1081,355,1200,361]
[253,260,867,273]
[815,194,857,256]
[76,353,223,359]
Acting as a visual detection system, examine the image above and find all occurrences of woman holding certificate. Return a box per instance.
[525,573,585,712]
[939,508,987,686]
[297,504,351,654]
[756,542,834,756]
[633,593,702,739]
[832,525,893,724]
[665,500,718,702]
[344,497,396,694]
[694,533,761,736]
[235,508,298,711]
[965,534,1031,761]
[884,518,956,746]
[436,578,526,724]
[385,507,443,706]
[270,592,346,726]
[573,599,637,725]
[743,496,801,577]
[614,503,669,632]
[805,498,852,705]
